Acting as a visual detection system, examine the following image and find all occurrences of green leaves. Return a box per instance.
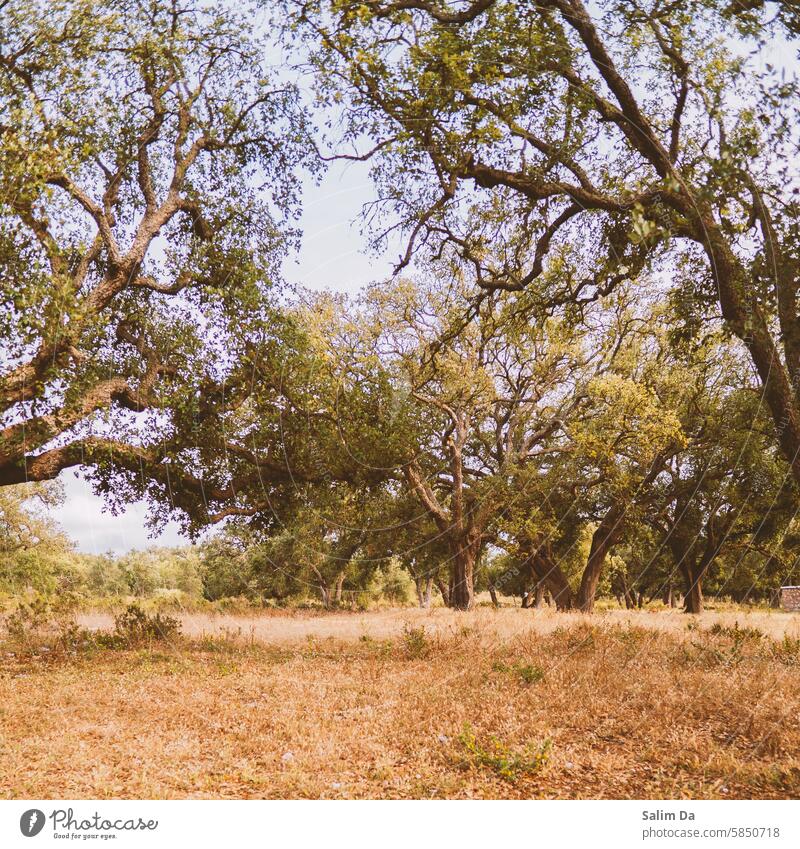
[0,0,313,497]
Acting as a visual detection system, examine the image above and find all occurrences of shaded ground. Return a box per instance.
[1,609,799,799]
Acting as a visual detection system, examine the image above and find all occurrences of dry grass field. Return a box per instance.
[73,604,800,643]
[2,606,800,799]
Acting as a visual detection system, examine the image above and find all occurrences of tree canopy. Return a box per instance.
[290,0,800,491]
[0,0,311,489]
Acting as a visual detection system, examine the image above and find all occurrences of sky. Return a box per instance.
[52,159,394,554]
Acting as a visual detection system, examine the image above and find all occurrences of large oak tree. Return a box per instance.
[292,0,800,491]
[0,0,311,492]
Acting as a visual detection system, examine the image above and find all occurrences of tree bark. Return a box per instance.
[334,572,345,605]
[434,577,450,607]
[415,577,426,608]
[575,508,623,612]
[531,550,574,610]
[449,534,479,610]
[682,566,704,615]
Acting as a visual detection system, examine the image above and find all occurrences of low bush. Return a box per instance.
[457,724,551,782]
[400,624,431,659]
[94,604,182,648]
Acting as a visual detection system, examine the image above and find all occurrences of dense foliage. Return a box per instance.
[3,0,800,613]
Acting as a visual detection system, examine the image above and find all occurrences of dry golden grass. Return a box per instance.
[1,609,799,799]
[74,603,800,645]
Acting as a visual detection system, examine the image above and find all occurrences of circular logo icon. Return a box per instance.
[20,810,46,837]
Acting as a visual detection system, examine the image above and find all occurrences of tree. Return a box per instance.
[0,481,79,593]
[293,0,800,494]
[359,490,453,608]
[364,274,615,609]
[0,0,311,491]
[643,360,795,613]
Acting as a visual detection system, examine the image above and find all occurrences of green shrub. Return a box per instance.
[366,559,415,606]
[4,596,52,642]
[458,724,551,782]
[493,660,545,686]
[400,623,431,659]
[3,592,80,644]
[708,621,764,642]
[101,604,181,646]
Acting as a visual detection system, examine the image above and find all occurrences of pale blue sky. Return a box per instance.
[53,159,394,554]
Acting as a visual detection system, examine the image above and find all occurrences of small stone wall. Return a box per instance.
[780,586,800,611]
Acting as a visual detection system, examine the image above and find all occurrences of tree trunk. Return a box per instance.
[334,572,345,605]
[488,585,499,607]
[703,229,800,490]
[424,575,433,608]
[614,571,636,609]
[575,509,623,612]
[532,551,573,610]
[449,537,478,610]
[534,581,545,608]
[682,565,704,614]
[435,577,450,607]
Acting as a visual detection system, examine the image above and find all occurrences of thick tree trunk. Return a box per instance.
[442,529,481,611]
[532,551,574,610]
[576,509,623,612]
[449,541,477,610]
[682,565,704,614]
[534,581,545,608]
[334,572,345,605]
[693,222,800,489]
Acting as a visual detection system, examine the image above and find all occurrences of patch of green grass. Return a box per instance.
[493,660,544,686]
[457,724,551,782]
